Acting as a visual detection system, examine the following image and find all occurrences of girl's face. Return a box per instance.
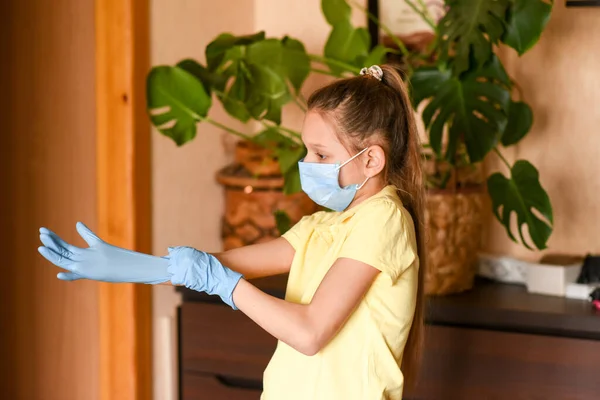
[301,111,366,187]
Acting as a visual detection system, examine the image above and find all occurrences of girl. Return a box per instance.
[38,64,426,399]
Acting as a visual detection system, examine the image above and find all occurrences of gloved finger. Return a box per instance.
[40,232,77,259]
[39,227,82,254]
[75,222,103,247]
[57,272,83,281]
[38,246,76,271]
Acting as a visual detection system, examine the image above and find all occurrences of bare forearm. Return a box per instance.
[232,258,379,356]
[212,238,294,280]
[212,252,279,280]
[232,279,318,355]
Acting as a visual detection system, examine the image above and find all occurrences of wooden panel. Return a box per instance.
[180,302,276,380]
[0,0,98,399]
[409,326,600,400]
[96,0,152,399]
[183,373,262,400]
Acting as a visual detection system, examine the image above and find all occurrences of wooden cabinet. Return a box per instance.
[182,374,262,400]
[413,326,600,399]
[178,280,600,399]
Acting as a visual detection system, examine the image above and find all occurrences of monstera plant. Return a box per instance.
[146,0,554,250]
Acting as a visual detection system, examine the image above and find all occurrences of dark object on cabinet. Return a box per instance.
[566,1,600,7]
[577,254,600,284]
[178,277,600,400]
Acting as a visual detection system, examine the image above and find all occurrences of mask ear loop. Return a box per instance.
[336,147,371,189]
[335,147,370,171]
[357,176,370,190]
[333,147,371,188]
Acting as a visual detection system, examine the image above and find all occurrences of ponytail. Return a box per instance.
[380,65,426,392]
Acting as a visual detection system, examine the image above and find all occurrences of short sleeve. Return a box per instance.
[338,199,417,284]
[281,212,323,250]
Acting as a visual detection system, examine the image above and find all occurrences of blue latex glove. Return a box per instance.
[168,246,244,310]
[38,222,170,284]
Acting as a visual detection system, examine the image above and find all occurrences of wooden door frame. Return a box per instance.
[96,0,153,399]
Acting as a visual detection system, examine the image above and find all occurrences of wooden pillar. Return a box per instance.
[96,0,152,399]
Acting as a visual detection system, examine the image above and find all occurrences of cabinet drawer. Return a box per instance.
[412,325,600,400]
[180,302,276,380]
[182,372,262,400]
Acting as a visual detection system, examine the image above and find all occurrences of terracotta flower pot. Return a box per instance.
[234,140,281,177]
[216,140,317,250]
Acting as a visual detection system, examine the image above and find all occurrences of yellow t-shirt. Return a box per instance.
[261,185,419,400]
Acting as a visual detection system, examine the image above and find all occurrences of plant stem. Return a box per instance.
[511,79,524,101]
[308,53,361,74]
[311,67,342,77]
[298,92,308,107]
[347,0,414,75]
[348,0,410,58]
[261,121,302,140]
[493,147,511,170]
[417,0,438,26]
[405,0,437,31]
[291,95,307,112]
[202,117,253,141]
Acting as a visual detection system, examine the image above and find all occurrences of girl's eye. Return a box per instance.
[316,153,326,160]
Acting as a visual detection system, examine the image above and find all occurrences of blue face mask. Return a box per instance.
[298,148,370,212]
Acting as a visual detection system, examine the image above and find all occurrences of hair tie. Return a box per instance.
[359,65,383,81]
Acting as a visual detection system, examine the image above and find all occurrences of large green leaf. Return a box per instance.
[244,64,291,124]
[283,162,303,194]
[501,101,533,146]
[247,37,310,92]
[274,210,293,235]
[205,32,265,71]
[322,0,351,26]
[278,144,306,175]
[438,0,509,75]
[146,66,211,146]
[324,21,370,74]
[502,0,552,55]
[221,67,252,123]
[411,56,511,163]
[363,45,391,68]
[252,128,305,175]
[176,59,227,95]
[205,34,303,124]
[281,37,311,91]
[488,160,553,250]
[252,127,304,194]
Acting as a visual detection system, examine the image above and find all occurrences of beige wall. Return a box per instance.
[486,3,600,260]
[0,0,98,399]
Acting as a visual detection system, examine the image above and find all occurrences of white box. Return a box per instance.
[565,283,599,300]
[526,262,582,297]
[477,253,527,284]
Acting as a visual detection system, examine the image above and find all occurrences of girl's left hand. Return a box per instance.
[38,222,171,284]
[168,246,244,309]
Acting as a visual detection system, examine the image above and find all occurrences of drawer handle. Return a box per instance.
[215,374,263,391]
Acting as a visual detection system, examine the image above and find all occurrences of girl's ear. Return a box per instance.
[364,145,386,178]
